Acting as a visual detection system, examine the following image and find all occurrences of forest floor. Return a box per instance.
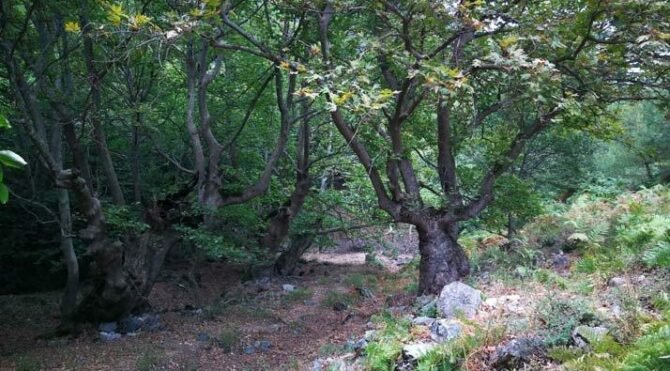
[2,187,670,371]
[0,249,417,370]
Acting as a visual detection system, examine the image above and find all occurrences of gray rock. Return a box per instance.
[254,340,272,352]
[403,342,438,360]
[119,316,142,334]
[608,276,626,287]
[572,326,609,348]
[491,337,544,370]
[346,338,368,351]
[311,359,324,371]
[98,322,118,333]
[552,253,569,269]
[304,299,317,306]
[196,332,211,342]
[412,316,436,326]
[243,345,255,354]
[364,330,377,341]
[430,319,461,343]
[437,282,482,319]
[283,284,296,292]
[140,313,161,331]
[99,331,122,342]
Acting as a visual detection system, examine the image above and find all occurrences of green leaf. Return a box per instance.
[0,114,9,129]
[0,183,8,204]
[0,150,27,168]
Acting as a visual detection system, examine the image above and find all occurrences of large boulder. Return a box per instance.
[437,282,482,319]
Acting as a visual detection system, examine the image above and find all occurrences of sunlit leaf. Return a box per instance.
[64,21,80,33]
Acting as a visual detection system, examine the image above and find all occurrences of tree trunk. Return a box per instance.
[76,231,178,321]
[56,188,79,319]
[261,177,311,251]
[274,220,320,276]
[417,222,470,295]
[81,6,125,205]
[131,123,142,203]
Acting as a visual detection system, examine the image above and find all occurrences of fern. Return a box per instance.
[642,241,670,268]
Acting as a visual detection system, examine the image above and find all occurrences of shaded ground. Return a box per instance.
[0,252,415,370]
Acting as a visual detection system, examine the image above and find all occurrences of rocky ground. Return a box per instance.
[0,241,668,370]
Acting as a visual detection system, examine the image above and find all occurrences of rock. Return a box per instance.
[254,340,272,352]
[332,302,348,311]
[196,332,211,342]
[403,342,438,360]
[243,345,255,354]
[608,276,626,287]
[430,319,461,343]
[346,338,367,351]
[364,330,377,341]
[412,316,436,326]
[98,322,118,333]
[311,359,325,371]
[491,337,544,370]
[633,275,650,286]
[303,299,317,306]
[437,282,482,319]
[484,297,499,307]
[140,313,161,331]
[572,326,609,348]
[282,284,296,292]
[118,316,142,334]
[552,253,569,269]
[99,331,122,342]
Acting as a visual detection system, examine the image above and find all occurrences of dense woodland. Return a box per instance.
[1,0,669,370]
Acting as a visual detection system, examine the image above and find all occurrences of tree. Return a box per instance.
[220,0,670,293]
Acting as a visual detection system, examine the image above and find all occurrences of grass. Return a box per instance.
[217,327,241,352]
[282,288,313,304]
[14,356,41,371]
[321,289,360,308]
[135,348,166,371]
[318,342,347,356]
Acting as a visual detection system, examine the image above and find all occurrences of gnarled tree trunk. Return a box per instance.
[416,222,470,295]
[76,231,179,321]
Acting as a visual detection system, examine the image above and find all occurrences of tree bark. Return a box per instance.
[76,231,179,321]
[417,222,470,295]
[56,188,79,318]
[274,230,317,276]
[80,4,125,205]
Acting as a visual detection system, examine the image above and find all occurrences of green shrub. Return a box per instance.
[622,324,670,370]
[217,327,241,352]
[365,341,402,371]
[536,297,598,346]
[322,290,359,308]
[642,241,670,268]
